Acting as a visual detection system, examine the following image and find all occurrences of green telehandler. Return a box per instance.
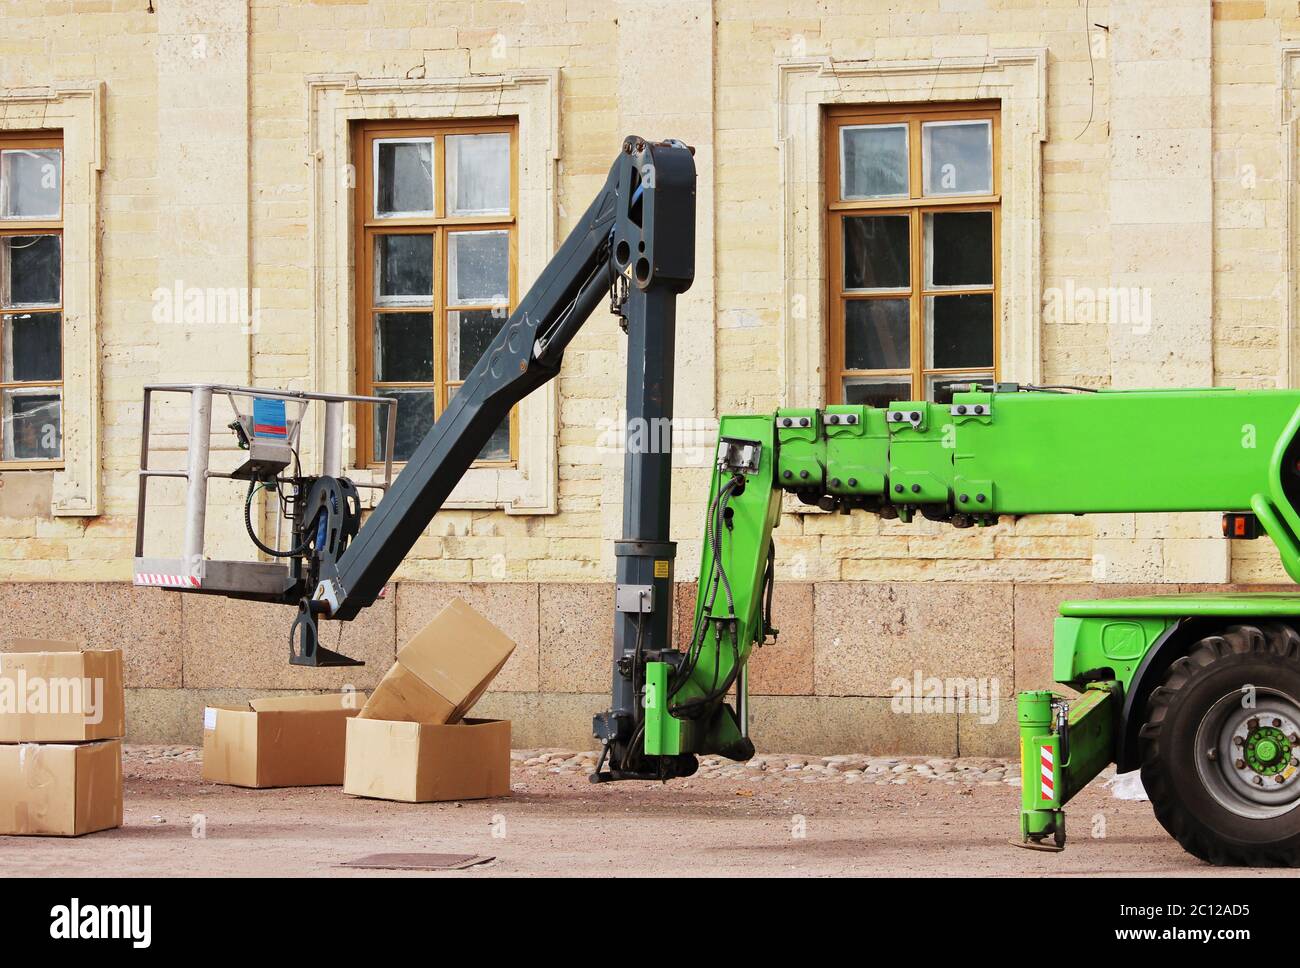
[137,136,1300,866]
[652,386,1300,866]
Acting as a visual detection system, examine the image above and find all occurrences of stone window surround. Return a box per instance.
[0,81,104,516]
[307,70,560,513]
[775,52,1047,409]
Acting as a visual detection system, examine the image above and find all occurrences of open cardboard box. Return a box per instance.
[0,639,125,743]
[344,598,515,803]
[202,693,365,788]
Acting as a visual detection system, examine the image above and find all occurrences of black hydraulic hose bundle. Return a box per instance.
[244,479,313,559]
[669,475,746,719]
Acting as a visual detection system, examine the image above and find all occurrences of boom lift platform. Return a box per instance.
[137,136,1300,866]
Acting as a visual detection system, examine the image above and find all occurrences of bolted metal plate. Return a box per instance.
[339,852,494,871]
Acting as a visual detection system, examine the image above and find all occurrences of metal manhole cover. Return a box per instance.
[340,852,494,871]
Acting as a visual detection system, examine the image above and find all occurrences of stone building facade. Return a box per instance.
[0,0,1295,754]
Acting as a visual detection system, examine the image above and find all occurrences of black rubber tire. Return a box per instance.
[1140,622,1300,867]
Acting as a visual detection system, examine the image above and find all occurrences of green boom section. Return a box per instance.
[656,414,781,757]
[772,388,1300,580]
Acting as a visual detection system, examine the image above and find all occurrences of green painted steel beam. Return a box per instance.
[1059,592,1300,619]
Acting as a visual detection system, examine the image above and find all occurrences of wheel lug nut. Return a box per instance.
[1249,718,1260,731]
[1274,718,1284,728]
[1207,749,1218,761]
[1236,759,1247,770]
[1276,775,1287,785]
[1254,776,1265,786]
[1233,736,1244,747]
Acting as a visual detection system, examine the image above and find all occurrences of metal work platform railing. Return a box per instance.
[133,383,396,599]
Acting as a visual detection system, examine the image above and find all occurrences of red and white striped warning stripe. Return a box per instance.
[1040,744,1055,801]
[135,573,201,588]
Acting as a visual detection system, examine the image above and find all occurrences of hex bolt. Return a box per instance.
[956,405,967,415]
[909,411,920,422]
[847,478,858,487]
[846,414,857,424]
[911,484,921,493]
[782,417,792,427]
[959,494,969,504]
[799,470,809,479]
[894,484,904,494]
[976,493,987,503]
[974,405,985,415]
[782,470,792,479]
[800,417,810,427]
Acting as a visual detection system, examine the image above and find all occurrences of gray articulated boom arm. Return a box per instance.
[291,137,696,665]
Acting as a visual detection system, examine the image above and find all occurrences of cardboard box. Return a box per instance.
[344,599,516,803]
[344,717,511,802]
[201,693,364,788]
[358,598,516,725]
[0,739,123,836]
[0,639,125,743]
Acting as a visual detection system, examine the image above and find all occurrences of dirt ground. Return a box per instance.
[4,748,1298,878]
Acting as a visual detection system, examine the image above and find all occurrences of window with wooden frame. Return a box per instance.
[0,132,63,465]
[353,118,518,466]
[826,103,999,408]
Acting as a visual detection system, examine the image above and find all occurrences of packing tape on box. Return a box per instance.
[2,744,55,834]
[18,743,56,792]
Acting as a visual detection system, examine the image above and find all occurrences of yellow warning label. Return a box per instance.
[654,560,670,578]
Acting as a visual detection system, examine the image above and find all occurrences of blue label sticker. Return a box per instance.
[252,397,288,439]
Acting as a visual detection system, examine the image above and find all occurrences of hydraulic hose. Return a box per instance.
[244,480,313,559]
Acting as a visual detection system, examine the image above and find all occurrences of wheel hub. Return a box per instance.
[1197,693,1300,819]
[1245,727,1290,775]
